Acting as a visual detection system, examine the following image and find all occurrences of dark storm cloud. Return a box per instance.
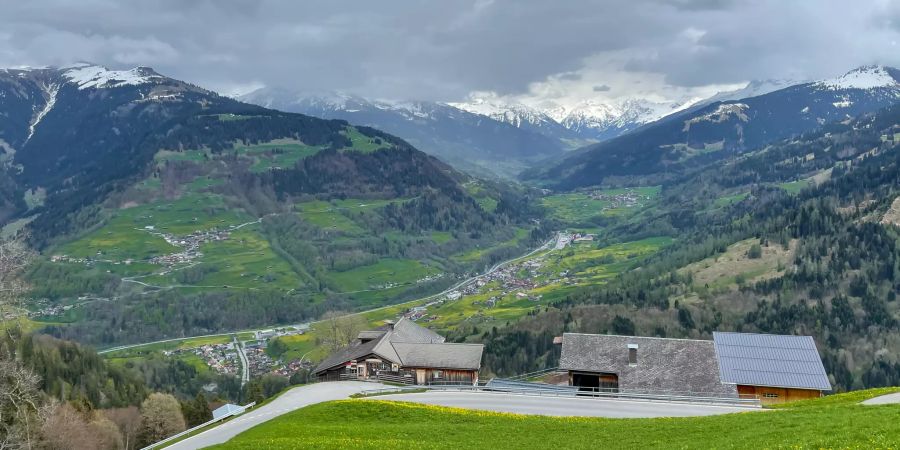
[1,0,898,100]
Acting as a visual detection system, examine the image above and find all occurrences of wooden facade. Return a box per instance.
[412,368,478,385]
[318,353,478,385]
[737,385,823,405]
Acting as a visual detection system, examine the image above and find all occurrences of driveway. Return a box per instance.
[371,391,759,418]
[862,392,900,405]
[168,381,382,450]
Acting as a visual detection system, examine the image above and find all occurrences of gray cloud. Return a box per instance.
[593,85,611,92]
[1,1,898,101]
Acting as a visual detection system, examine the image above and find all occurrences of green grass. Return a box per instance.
[341,127,391,153]
[211,390,900,449]
[234,140,324,172]
[452,228,530,263]
[713,191,749,207]
[777,180,812,194]
[326,258,438,293]
[56,192,253,266]
[542,186,660,224]
[294,198,412,235]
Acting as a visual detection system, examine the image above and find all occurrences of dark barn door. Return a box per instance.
[571,371,618,393]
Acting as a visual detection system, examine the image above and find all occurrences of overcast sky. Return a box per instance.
[3,0,900,104]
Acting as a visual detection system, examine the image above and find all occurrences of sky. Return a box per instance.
[3,0,900,107]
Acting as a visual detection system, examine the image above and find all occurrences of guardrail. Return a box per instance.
[506,367,562,381]
[357,381,760,407]
[140,401,257,450]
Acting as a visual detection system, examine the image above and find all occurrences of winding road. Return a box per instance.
[167,382,383,450]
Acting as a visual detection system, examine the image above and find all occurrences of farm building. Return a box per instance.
[712,331,831,404]
[314,318,483,385]
[558,333,737,396]
[557,331,830,404]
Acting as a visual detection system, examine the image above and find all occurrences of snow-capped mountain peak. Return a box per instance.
[700,78,805,106]
[448,92,557,129]
[815,65,900,91]
[62,63,164,90]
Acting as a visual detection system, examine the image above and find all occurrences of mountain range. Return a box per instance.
[525,65,900,189]
[237,76,809,178]
[237,89,567,178]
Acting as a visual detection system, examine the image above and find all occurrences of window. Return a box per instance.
[628,347,638,365]
[432,370,443,379]
[763,393,779,398]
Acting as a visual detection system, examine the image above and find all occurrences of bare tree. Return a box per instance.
[39,403,121,450]
[137,393,185,447]
[0,236,42,450]
[318,311,367,351]
[0,360,47,450]
[0,237,34,338]
[104,406,142,450]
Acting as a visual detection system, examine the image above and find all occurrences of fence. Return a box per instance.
[139,401,257,450]
[357,379,761,407]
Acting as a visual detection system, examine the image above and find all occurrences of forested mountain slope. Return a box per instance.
[526,66,900,190]
[0,64,549,346]
[476,102,900,391]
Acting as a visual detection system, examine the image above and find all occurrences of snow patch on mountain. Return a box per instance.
[700,78,804,106]
[63,64,163,90]
[27,82,60,143]
[815,65,900,91]
[683,103,749,132]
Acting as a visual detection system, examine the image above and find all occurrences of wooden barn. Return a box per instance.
[558,333,737,396]
[557,331,831,404]
[314,318,483,385]
[712,331,831,404]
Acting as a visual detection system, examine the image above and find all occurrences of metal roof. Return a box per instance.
[212,403,244,420]
[712,332,832,391]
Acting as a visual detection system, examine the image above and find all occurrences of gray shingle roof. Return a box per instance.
[392,342,483,370]
[559,333,736,395]
[357,330,386,341]
[713,332,832,391]
[314,317,470,374]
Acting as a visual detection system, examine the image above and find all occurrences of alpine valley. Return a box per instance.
[4,61,900,447]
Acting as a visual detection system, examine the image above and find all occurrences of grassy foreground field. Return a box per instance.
[212,388,900,449]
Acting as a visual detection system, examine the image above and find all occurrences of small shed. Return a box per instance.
[212,403,244,420]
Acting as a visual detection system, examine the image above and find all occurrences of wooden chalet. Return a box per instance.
[314,318,483,385]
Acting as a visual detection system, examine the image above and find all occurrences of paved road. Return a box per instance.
[168,381,382,450]
[862,392,900,405]
[372,391,760,418]
[234,337,249,386]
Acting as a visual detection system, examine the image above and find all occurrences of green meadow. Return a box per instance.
[212,388,900,450]
[541,186,660,224]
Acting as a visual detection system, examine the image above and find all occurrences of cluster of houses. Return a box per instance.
[169,343,241,376]
[588,189,652,209]
[314,318,831,405]
[145,226,230,267]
